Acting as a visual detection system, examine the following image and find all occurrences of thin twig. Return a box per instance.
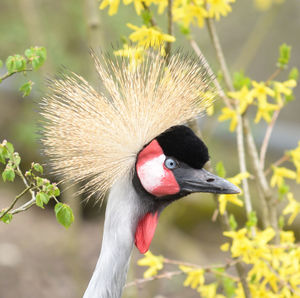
[142,3,157,27]
[165,0,173,58]
[125,270,182,288]
[260,109,281,169]
[0,186,32,219]
[206,18,234,91]
[265,155,290,176]
[10,197,36,215]
[266,68,282,85]
[0,68,33,81]
[189,39,233,109]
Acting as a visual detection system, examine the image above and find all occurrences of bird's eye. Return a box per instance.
[164,158,178,169]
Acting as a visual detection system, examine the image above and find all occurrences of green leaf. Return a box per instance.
[289,67,299,81]
[216,161,226,178]
[54,203,74,228]
[222,276,236,298]
[229,214,237,230]
[13,153,21,166]
[25,47,47,70]
[35,177,44,187]
[277,43,291,69]
[278,182,289,200]
[285,94,295,103]
[1,213,12,224]
[0,146,6,164]
[5,55,26,73]
[6,56,15,73]
[33,163,43,174]
[54,187,60,197]
[2,168,15,182]
[233,71,251,90]
[36,192,50,208]
[141,10,152,26]
[19,81,33,97]
[278,215,285,229]
[14,55,26,71]
[179,24,190,36]
[246,211,257,229]
[6,142,14,154]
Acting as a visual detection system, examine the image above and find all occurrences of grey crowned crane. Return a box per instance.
[41,51,239,298]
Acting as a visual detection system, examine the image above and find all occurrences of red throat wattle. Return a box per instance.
[135,212,159,254]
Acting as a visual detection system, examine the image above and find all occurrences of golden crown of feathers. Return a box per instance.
[41,50,215,199]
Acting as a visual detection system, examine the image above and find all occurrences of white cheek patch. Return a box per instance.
[138,154,166,193]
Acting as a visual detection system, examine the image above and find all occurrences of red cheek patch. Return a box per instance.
[136,140,180,196]
[135,212,158,254]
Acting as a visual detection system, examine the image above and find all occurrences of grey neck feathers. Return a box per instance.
[83,175,145,298]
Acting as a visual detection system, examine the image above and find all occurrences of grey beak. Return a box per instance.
[179,168,240,195]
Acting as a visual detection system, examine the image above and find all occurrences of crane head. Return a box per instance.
[134,125,240,253]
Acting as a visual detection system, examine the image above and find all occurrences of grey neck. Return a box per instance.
[83,176,144,298]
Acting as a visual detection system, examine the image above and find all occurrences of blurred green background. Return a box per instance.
[0,0,299,297]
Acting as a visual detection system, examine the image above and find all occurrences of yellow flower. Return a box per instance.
[273,79,297,106]
[288,141,300,183]
[137,251,164,278]
[220,242,230,251]
[218,172,248,215]
[280,230,295,244]
[114,44,145,66]
[219,194,243,215]
[283,192,300,225]
[144,0,168,14]
[173,0,208,28]
[123,0,144,15]
[228,86,254,114]
[206,0,235,21]
[254,100,279,123]
[254,227,275,246]
[223,228,253,262]
[127,23,175,54]
[99,0,120,15]
[251,80,275,103]
[270,166,296,188]
[218,107,238,132]
[180,266,205,289]
[198,283,225,298]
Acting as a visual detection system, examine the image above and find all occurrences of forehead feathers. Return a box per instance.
[41,50,215,199]
[156,125,209,169]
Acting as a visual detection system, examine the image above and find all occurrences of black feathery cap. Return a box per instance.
[156,125,209,169]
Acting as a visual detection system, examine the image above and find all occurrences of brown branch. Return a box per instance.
[205,16,253,218]
[205,16,252,298]
[260,109,281,169]
[243,118,279,243]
